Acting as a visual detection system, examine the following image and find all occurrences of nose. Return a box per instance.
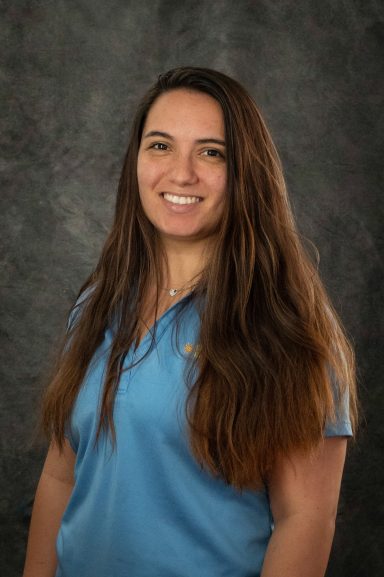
[168,153,198,187]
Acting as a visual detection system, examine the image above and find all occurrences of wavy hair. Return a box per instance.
[42,66,358,489]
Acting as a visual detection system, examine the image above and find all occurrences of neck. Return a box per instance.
[138,237,210,327]
[160,237,212,288]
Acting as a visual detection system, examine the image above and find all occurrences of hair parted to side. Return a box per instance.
[42,66,358,489]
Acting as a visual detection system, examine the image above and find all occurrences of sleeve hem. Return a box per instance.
[324,420,352,438]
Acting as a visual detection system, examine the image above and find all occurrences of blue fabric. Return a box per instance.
[56,296,351,577]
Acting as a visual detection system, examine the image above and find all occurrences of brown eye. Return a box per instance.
[202,149,225,159]
[151,142,168,150]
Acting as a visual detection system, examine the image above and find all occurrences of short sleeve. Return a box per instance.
[64,421,79,453]
[324,369,352,437]
[63,287,94,453]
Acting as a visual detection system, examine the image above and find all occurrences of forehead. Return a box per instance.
[143,89,225,137]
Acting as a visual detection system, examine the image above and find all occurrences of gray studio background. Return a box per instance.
[1,1,383,576]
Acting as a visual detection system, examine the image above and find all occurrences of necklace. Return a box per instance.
[162,280,199,297]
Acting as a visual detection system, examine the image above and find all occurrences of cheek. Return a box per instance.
[137,158,164,193]
[211,173,227,202]
[137,157,149,193]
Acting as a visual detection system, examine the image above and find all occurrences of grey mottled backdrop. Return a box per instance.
[1,1,383,575]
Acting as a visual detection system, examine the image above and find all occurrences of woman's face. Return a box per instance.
[137,89,227,245]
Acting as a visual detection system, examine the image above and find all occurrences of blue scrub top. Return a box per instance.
[56,296,352,577]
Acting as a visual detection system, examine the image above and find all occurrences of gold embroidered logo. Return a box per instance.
[184,343,201,357]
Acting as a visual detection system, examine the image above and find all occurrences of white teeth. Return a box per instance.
[163,193,201,205]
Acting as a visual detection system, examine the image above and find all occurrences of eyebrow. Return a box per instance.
[143,130,226,147]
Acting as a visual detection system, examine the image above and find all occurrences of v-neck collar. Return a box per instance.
[133,292,194,354]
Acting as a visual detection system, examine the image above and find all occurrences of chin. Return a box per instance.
[160,228,217,243]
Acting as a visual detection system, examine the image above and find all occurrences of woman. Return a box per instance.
[23,67,358,577]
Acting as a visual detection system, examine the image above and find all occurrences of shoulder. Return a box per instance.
[66,284,96,331]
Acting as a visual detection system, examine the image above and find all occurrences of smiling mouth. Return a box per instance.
[162,193,202,205]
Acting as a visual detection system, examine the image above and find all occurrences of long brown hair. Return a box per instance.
[42,66,358,489]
